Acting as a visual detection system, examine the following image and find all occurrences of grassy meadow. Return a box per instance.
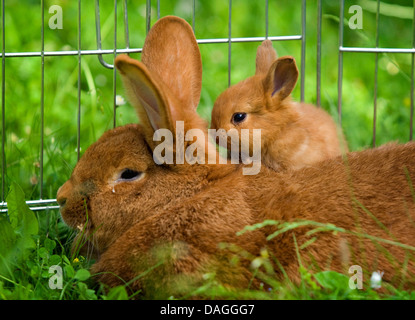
[1,0,415,300]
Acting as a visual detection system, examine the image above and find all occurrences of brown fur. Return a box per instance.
[57,17,415,298]
[211,40,348,171]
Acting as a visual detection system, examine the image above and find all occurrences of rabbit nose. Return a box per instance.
[56,180,72,207]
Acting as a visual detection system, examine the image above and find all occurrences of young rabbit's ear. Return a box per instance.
[264,56,298,102]
[255,40,278,75]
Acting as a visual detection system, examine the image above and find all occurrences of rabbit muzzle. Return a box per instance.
[57,179,95,231]
[57,180,72,208]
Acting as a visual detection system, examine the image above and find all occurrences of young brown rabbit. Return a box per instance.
[211,40,347,171]
[57,16,415,298]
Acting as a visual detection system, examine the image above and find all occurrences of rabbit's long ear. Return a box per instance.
[255,40,278,75]
[263,56,298,103]
[115,16,203,152]
[115,55,172,144]
[141,16,202,112]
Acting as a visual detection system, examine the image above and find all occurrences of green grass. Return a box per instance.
[1,0,415,300]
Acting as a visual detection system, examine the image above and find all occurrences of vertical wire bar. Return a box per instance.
[410,0,415,141]
[192,0,196,33]
[1,0,5,203]
[95,0,114,69]
[337,0,344,125]
[95,0,101,46]
[228,0,232,88]
[40,0,45,199]
[265,0,269,39]
[316,0,322,107]
[76,0,82,161]
[372,0,380,147]
[300,0,306,102]
[77,0,81,161]
[123,0,130,50]
[157,0,160,20]
[146,0,151,34]
[113,0,117,128]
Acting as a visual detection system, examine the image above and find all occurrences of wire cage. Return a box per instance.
[0,0,414,213]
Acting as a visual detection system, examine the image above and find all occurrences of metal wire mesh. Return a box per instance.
[338,0,415,145]
[0,0,413,213]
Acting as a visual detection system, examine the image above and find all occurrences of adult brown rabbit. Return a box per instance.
[211,40,348,171]
[57,16,415,298]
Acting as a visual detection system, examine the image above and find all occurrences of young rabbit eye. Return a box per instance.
[232,112,247,125]
[118,169,142,182]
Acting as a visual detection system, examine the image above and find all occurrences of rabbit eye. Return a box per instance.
[232,112,247,125]
[118,169,142,182]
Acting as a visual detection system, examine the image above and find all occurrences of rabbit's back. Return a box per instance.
[247,142,415,286]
